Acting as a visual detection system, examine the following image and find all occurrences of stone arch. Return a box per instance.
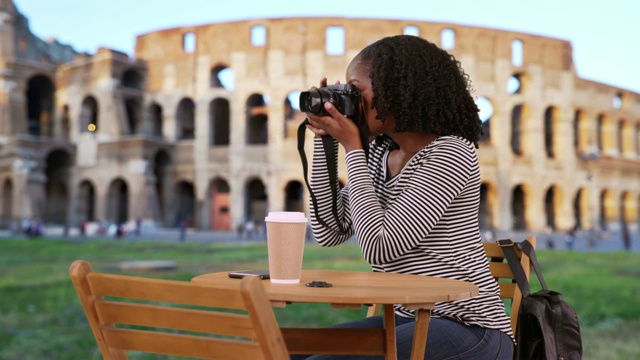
[635,123,640,156]
[80,95,99,133]
[176,97,195,140]
[511,184,531,230]
[544,185,563,230]
[284,180,304,212]
[246,94,268,145]
[511,104,530,155]
[210,64,233,89]
[26,74,55,137]
[574,109,589,153]
[209,98,230,146]
[124,98,142,135]
[209,177,231,230]
[573,187,589,230]
[476,97,494,144]
[106,178,129,225]
[597,113,614,154]
[175,180,196,227]
[284,91,304,139]
[544,106,560,159]
[621,191,636,226]
[147,102,163,138]
[78,180,96,222]
[479,182,497,230]
[637,193,640,227]
[599,189,615,229]
[60,104,71,139]
[507,72,528,95]
[44,149,73,225]
[121,68,144,90]
[1,179,13,228]
[618,119,633,157]
[152,150,171,225]
[245,178,268,222]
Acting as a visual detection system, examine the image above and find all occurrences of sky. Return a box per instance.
[11,0,640,94]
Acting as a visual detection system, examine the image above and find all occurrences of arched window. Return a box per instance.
[176,98,195,140]
[512,185,527,230]
[246,94,268,145]
[511,105,523,155]
[476,97,493,143]
[511,39,523,67]
[107,178,129,225]
[245,178,268,222]
[544,106,559,158]
[209,98,230,146]
[26,75,55,137]
[285,181,304,212]
[80,96,99,133]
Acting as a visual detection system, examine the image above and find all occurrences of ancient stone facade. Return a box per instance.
[1,0,639,234]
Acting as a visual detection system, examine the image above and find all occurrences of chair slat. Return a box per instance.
[95,301,256,338]
[103,327,266,360]
[87,273,245,309]
[488,262,514,278]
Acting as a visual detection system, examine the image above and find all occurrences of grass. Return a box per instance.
[1,237,639,359]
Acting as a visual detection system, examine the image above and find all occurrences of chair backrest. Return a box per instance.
[70,260,290,360]
[483,236,536,336]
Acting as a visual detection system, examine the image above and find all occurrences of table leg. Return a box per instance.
[411,308,431,360]
[383,304,397,360]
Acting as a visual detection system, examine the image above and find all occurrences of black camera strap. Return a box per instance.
[297,104,368,235]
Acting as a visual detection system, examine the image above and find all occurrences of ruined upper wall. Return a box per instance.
[134,17,576,92]
[2,1,80,64]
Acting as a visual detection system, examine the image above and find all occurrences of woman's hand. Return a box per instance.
[305,78,363,153]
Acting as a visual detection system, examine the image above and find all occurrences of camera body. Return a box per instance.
[299,84,361,119]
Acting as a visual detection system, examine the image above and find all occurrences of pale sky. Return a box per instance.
[12,0,640,93]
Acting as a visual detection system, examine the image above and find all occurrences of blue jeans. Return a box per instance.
[291,315,513,360]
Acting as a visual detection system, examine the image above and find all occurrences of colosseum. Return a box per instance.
[1,0,639,236]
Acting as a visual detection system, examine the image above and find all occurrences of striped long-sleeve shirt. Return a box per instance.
[309,134,514,340]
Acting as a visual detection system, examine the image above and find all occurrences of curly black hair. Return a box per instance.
[355,35,482,148]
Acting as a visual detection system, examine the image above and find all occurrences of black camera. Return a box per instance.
[299,84,361,119]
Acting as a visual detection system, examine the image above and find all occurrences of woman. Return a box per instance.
[304,35,514,359]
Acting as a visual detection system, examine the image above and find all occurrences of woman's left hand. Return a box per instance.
[306,102,363,153]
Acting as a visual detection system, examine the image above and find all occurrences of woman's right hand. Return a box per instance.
[305,77,363,153]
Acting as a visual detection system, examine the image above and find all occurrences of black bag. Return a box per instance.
[499,239,583,360]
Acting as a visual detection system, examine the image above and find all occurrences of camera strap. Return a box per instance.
[297,120,347,234]
[296,105,368,236]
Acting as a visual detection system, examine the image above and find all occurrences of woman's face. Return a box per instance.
[346,58,394,136]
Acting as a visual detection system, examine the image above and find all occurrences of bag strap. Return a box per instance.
[498,239,531,297]
[516,239,548,290]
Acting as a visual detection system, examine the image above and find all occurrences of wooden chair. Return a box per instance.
[484,235,535,336]
[70,260,290,360]
[366,236,535,337]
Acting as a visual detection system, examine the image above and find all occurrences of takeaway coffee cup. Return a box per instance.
[265,211,308,284]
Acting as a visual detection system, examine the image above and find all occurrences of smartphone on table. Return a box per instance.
[228,269,270,279]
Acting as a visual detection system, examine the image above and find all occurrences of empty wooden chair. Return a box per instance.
[70,260,290,360]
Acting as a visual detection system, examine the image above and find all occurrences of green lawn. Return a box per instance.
[1,238,639,359]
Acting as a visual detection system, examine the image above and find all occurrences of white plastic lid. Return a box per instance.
[265,211,307,223]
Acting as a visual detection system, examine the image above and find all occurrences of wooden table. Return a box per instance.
[193,269,478,359]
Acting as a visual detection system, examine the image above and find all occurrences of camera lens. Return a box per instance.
[299,88,324,114]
